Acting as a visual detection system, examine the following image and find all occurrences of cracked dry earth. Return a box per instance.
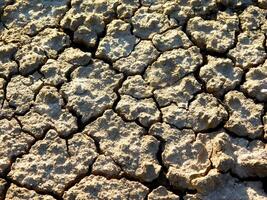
[0,1,267,200]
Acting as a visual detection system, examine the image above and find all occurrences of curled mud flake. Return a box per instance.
[224,90,264,139]
[116,95,161,127]
[8,130,98,196]
[241,60,267,102]
[131,7,174,39]
[113,40,160,75]
[152,27,193,52]
[63,175,149,200]
[264,113,267,140]
[154,75,202,108]
[200,56,243,97]
[144,46,203,89]
[119,75,154,99]
[0,118,35,175]
[96,19,138,61]
[6,73,43,114]
[18,86,77,138]
[228,31,266,69]
[2,0,69,35]
[148,186,180,200]
[162,93,228,132]
[5,184,55,200]
[239,5,267,31]
[185,169,267,200]
[60,59,123,123]
[92,154,121,178]
[83,109,161,182]
[0,44,18,79]
[187,11,239,53]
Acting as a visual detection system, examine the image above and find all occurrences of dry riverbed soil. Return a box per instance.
[0,0,267,199]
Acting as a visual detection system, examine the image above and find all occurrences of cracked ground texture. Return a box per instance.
[0,0,267,199]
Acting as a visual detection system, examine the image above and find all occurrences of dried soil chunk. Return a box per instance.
[228,31,266,69]
[40,59,69,86]
[145,46,202,89]
[200,56,243,97]
[164,0,217,26]
[154,75,202,107]
[216,0,252,8]
[61,59,123,123]
[224,91,264,138]
[72,14,105,49]
[8,130,98,196]
[15,44,47,75]
[186,169,267,200]
[0,118,35,175]
[149,123,211,189]
[162,93,228,131]
[0,178,7,200]
[6,73,43,114]
[63,175,149,200]
[92,154,121,178]
[6,184,55,200]
[116,95,161,127]
[2,0,69,35]
[113,40,159,75]
[148,186,180,200]
[32,28,70,59]
[231,138,267,178]
[0,44,18,78]
[57,47,91,66]
[242,60,267,102]
[18,86,77,138]
[240,5,267,31]
[131,7,173,39]
[152,27,193,51]
[83,109,161,182]
[96,20,138,61]
[187,12,238,53]
[119,75,153,99]
[116,0,139,19]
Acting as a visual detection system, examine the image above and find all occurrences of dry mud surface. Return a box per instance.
[0,0,267,199]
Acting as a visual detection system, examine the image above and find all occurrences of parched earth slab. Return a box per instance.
[228,31,266,69]
[60,59,123,124]
[63,175,149,199]
[83,109,161,182]
[224,90,264,139]
[144,46,203,89]
[148,186,180,200]
[1,0,69,35]
[149,122,212,189]
[185,169,267,200]
[8,129,98,196]
[0,43,18,79]
[200,56,243,97]
[96,19,138,61]
[162,93,228,132]
[187,11,239,53]
[116,95,161,127]
[18,86,77,138]
[0,118,35,175]
[5,184,55,200]
[241,60,267,102]
[113,40,159,75]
